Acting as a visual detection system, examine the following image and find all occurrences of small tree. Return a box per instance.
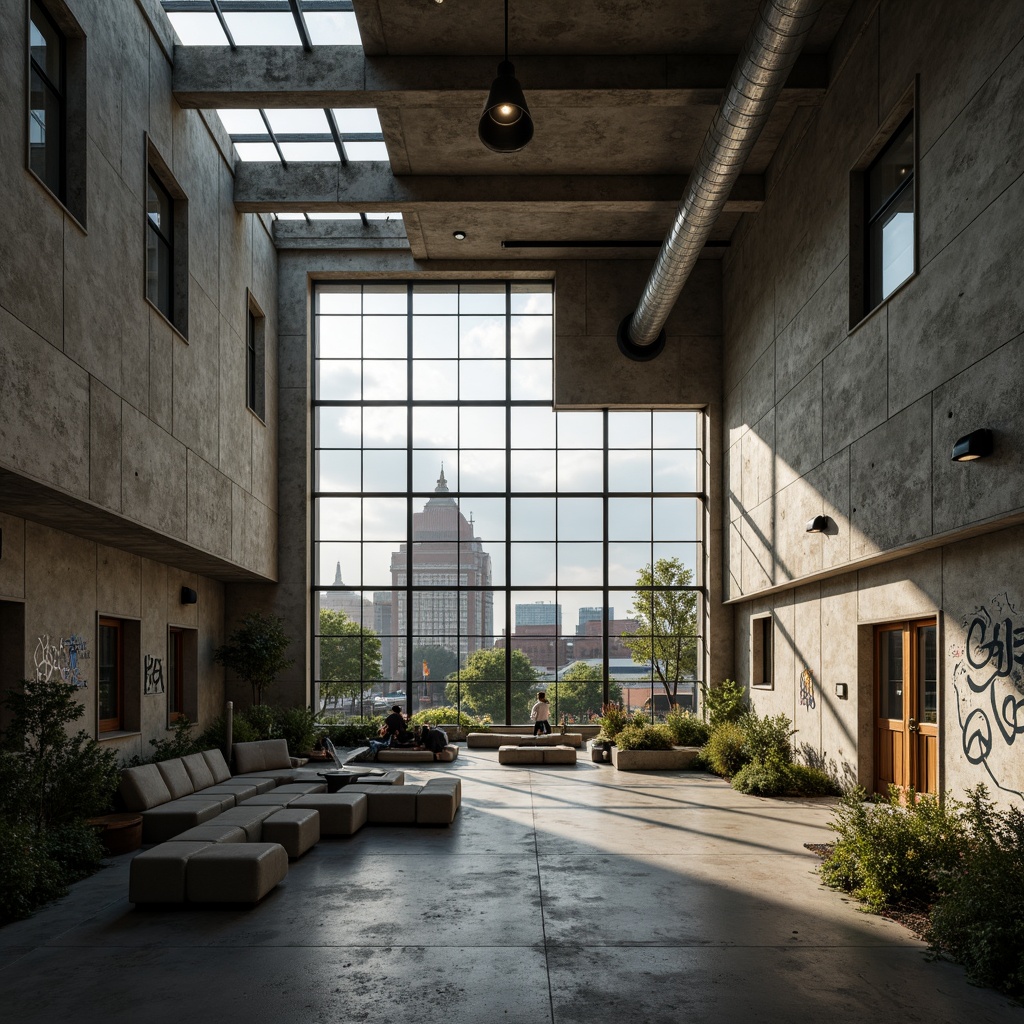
[214,612,294,706]
[444,648,539,723]
[622,557,698,707]
[554,662,622,721]
[318,608,382,714]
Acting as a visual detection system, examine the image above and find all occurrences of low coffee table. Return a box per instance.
[318,768,385,793]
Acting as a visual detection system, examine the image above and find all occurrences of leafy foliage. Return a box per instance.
[213,612,294,705]
[412,645,460,683]
[926,787,1024,996]
[741,711,795,764]
[318,716,387,748]
[408,706,485,729]
[702,721,749,777]
[553,662,622,722]
[445,648,539,723]
[148,715,202,762]
[700,678,747,727]
[595,703,631,742]
[621,558,698,703]
[318,607,382,713]
[664,706,710,746]
[614,723,675,751]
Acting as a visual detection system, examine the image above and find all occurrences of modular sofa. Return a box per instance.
[466,732,583,749]
[348,744,460,763]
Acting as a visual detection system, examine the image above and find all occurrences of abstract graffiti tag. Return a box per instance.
[799,667,816,710]
[951,594,1024,800]
[144,655,165,695]
[33,633,89,687]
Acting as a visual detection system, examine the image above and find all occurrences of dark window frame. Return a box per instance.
[751,614,773,688]
[246,290,266,420]
[28,0,65,200]
[168,626,184,721]
[98,616,124,733]
[144,137,190,339]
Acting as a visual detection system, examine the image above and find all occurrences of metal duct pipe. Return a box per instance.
[619,0,825,358]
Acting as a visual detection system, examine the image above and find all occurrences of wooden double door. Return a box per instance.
[874,619,938,796]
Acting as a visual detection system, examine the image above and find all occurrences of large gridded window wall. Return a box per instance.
[312,282,705,725]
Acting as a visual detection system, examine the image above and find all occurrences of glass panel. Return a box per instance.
[98,624,119,723]
[146,228,172,319]
[317,407,361,448]
[510,543,556,586]
[653,449,700,492]
[880,629,904,721]
[609,498,652,541]
[362,407,407,447]
[317,450,360,492]
[510,360,552,400]
[413,360,458,400]
[511,407,556,448]
[653,411,699,449]
[28,68,61,195]
[460,406,505,448]
[412,284,458,315]
[362,450,407,492]
[364,315,407,358]
[317,360,361,401]
[460,360,506,400]
[413,451,457,492]
[557,543,603,585]
[608,543,652,586]
[511,498,556,540]
[316,542,360,586]
[317,285,361,315]
[363,497,408,539]
[609,411,652,449]
[317,497,361,539]
[317,316,361,358]
[510,283,553,315]
[460,315,505,357]
[652,497,698,540]
[30,4,61,82]
[557,450,603,491]
[651,543,701,585]
[510,316,552,357]
[873,186,915,302]
[413,315,458,358]
[363,360,407,400]
[459,284,506,314]
[459,450,506,491]
[460,498,505,541]
[363,543,399,587]
[511,450,556,491]
[867,116,914,219]
[362,285,406,315]
[557,411,603,448]
[413,406,458,448]
[917,624,937,725]
[609,450,652,492]
[557,498,602,540]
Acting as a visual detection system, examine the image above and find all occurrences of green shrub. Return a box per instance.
[732,748,791,795]
[196,712,259,751]
[409,706,483,730]
[820,786,969,910]
[319,717,386,747]
[597,703,630,740]
[927,787,1024,996]
[786,762,842,796]
[741,711,795,764]
[614,723,674,751]
[244,703,277,740]
[148,716,202,762]
[275,706,317,754]
[664,707,709,746]
[702,721,749,777]
[701,678,747,727]
[0,819,66,924]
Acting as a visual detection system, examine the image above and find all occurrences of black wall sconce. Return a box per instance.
[806,514,831,534]
[180,587,198,605]
[835,682,848,700]
[951,428,993,462]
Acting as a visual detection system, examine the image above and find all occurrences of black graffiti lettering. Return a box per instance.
[966,616,1024,682]
[961,708,993,765]
[994,687,1024,746]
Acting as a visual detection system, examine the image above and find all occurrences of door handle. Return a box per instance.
[908,718,919,732]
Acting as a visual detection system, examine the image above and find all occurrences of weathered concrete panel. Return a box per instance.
[822,306,887,458]
[811,448,851,571]
[218,316,252,489]
[89,378,122,510]
[791,583,822,752]
[740,411,774,511]
[887,173,1024,416]
[276,386,310,587]
[172,113,221,307]
[186,451,233,559]
[148,35,175,166]
[553,262,585,338]
[0,513,26,600]
[0,308,90,499]
[252,388,277,512]
[96,547,142,619]
[856,550,942,624]
[742,343,775,428]
[774,365,821,492]
[849,397,931,560]
[174,283,221,465]
[121,403,187,540]
[148,308,176,433]
[740,499,773,593]
[819,576,859,779]
[931,333,1024,535]
[775,472,825,584]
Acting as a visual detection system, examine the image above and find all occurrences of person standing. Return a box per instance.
[530,692,551,736]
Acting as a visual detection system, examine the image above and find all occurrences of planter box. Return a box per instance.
[610,746,700,771]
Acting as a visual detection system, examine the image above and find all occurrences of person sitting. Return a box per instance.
[420,724,449,761]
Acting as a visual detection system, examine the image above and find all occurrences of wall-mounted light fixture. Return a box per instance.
[806,514,831,534]
[951,428,993,462]
[180,587,198,605]
[478,0,533,153]
[835,682,848,700]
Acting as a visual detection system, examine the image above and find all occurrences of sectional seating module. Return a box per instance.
[348,745,459,763]
[466,732,584,749]
[497,745,577,765]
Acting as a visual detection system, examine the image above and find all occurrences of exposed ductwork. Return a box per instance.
[618,0,826,359]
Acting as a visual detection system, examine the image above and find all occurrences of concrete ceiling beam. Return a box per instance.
[233,161,765,212]
[172,46,827,108]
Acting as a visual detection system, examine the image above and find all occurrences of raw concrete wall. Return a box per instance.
[724,0,1024,802]
[0,0,276,743]
[268,250,728,707]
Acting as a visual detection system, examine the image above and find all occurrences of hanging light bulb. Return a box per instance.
[478,0,533,152]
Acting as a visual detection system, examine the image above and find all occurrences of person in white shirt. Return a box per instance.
[530,691,551,736]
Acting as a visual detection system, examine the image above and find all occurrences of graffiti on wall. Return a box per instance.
[33,634,90,687]
[799,667,816,710]
[950,593,1024,800]
[144,656,165,695]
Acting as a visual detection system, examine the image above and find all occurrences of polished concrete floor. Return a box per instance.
[1,748,1020,1023]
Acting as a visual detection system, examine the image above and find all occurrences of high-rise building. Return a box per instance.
[388,468,493,680]
[372,592,393,684]
[319,562,373,626]
[516,602,562,628]
[577,607,613,633]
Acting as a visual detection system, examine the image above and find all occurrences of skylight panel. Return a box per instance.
[306,213,364,220]
[331,109,383,134]
[223,12,301,45]
[280,141,342,161]
[273,212,307,220]
[234,142,281,161]
[344,141,390,161]
[265,108,329,134]
[216,109,267,134]
[305,12,360,44]
[366,213,403,221]
[166,12,228,45]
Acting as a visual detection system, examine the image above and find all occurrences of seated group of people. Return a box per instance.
[365,705,449,761]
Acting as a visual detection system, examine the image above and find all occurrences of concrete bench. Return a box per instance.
[186,843,289,904]
[349,745,459,763]
[498,745,577,765]
[467,732,583,749]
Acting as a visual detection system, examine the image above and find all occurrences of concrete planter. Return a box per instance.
[610,745,700,771]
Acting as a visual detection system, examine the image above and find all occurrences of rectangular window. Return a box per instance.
[28,1,64,199]
[246,292,266,419]
[168,627,184,720]
[98,617,123,733]
[146,169,174,320]
[864,113,915,313]
[751,614,772,688]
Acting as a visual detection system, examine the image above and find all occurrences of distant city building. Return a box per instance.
[372,592,393,683]
[572,618,641,661]
[319,562,374,627]
[516,602,562,628]
[388,468,493,680]
[495,624,570,676]
[576,606,612,633]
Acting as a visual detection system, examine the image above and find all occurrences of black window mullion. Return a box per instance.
[404,283,414,711]
[602,409,610,708]
[504,281,513,726]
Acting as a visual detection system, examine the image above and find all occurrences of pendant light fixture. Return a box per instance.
[478,0,533,152]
